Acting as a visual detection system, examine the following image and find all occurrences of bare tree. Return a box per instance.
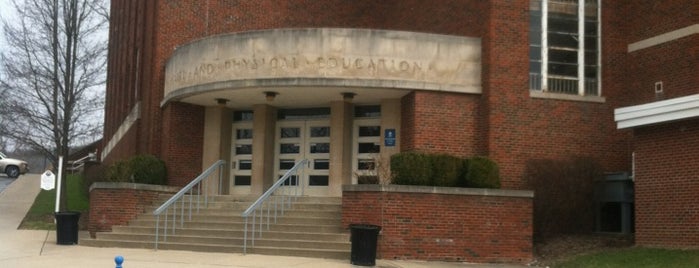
[0,0,108,210]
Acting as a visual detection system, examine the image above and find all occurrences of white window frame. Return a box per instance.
[537,0,601,96]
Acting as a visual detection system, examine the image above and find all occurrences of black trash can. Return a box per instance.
[349,224,381,266]
[55,211,81,245]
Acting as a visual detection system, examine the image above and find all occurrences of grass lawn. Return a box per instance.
[555,247,699,268]
[19,174,89,230]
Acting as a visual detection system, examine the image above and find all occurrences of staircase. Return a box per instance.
[82,195,350,259]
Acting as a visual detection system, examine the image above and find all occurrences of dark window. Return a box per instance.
[279,159,295,170]
[233,111,253,121]
[310,143,330,154]
[234,176,251,186]
[359,126,381,137]
[314,159,329,170]
[309,175,329,186]
[358,159,375,170]
[278,108,330,119]
[280,127,300,138]
[236,144,252,155]
[310,127,330,137]
[238,160,252,170]
[358,142,380,154]
[281,175,298,186]
[354,105,381,118]
[280,143,300,154]
[236,129,253,139]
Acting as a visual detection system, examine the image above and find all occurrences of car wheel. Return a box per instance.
[6,166,20,178]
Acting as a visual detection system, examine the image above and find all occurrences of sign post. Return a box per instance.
[54,156,64,213]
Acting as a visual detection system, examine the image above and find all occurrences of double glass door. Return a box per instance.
[275,120,330,196]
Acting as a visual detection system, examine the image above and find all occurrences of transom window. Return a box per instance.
[530,0,600,96]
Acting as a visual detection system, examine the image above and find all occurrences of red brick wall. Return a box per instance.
[88,185,171,235]
[480,1,629,189]
[401,91,482,157]
[161,102,205,187]
[633,118,699,248]
[342,185,533,263]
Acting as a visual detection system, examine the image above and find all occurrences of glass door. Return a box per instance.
[275,120,330,196]
[230,122,253,195]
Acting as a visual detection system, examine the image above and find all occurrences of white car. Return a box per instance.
[0,152,29,178]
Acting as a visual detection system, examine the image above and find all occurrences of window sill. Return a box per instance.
[530,91,606,103]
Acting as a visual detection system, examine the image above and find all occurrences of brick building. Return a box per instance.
[101,0,698,250]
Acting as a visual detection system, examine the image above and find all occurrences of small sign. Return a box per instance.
[385,129,396,147]
[40,170,56,190]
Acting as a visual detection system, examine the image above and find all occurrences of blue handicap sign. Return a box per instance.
[385,129,396,147]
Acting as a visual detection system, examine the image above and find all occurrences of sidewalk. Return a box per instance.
[0,174,527,268]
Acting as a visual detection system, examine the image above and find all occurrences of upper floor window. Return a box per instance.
[530,0,600,96]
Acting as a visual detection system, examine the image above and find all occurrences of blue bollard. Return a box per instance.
[115,255,124,268]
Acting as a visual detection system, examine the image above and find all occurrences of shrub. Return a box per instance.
[105,160,133,182]
[430,154,466,187]
[103,155,167,185]
[129,154,167,185]
[390,152,432,186]
[464,156,500,188]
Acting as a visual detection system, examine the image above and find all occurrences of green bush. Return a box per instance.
[129,154,167,185]
[390,152,432,186]
[464,156,500,188]
[105,160,132,182]
[430,154,466,187]
[104,155,167,185]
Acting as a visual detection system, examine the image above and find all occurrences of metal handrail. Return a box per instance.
[153,160,225,249]
[242,159,307,254]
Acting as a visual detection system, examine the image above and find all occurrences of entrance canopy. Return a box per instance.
[162,28,482,108]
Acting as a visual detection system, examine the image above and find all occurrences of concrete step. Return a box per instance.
[111,226,349,242]
[88,194,348,260]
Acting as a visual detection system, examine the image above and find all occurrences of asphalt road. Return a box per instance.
[0,176,17,194]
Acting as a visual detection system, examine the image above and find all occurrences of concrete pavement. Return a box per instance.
[0,174,528,268]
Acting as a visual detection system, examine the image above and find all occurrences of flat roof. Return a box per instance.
[615,94,699,129]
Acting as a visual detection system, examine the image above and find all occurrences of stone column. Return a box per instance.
[251,104,277,195]
[329,101,353,196]
[380,99,401,184]
[202,106,233,195]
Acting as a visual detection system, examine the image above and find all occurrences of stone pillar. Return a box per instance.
[380,99,401,183]
[251,104,277,195]
[202,106,233,195]
[329,101,353,196]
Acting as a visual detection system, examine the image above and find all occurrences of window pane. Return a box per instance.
[278,108,330,119]
[358,142,380,153]
[310,127,330,137]
[239,160,252,170]
[549,49,578,65]
[314,159,329,170]
[548,16,577,33]
[309,175,329,186]
[354,105,381,118]
[280,143,300,154]
[359,126,380,137]
[280,128,300,138]
[548,32,578,49]
[281,175,298,186]
[358,159,375,170]
[279,159,295,169]
[233,111,253,121]
[236,144,252,155]
[236,129,253,139]
[234,176,251,186]
[310,143,330,154]
[548,62,578,77]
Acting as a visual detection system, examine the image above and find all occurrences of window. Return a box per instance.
[530,0,600,96]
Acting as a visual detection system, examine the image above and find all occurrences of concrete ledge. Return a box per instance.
[342,184,533,198]
[89,182,180,194]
